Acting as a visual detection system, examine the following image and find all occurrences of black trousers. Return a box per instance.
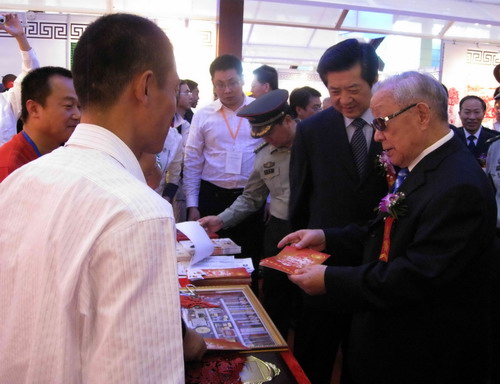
[490,235,500,384]
[198,180,265,282]
[294,305,351,384]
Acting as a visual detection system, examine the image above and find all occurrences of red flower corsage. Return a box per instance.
[377,192,406,262]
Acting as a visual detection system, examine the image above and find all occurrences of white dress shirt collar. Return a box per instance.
[344,109,375,129]
[344,109,375,149]
[213,95,255,113]
[66,123,145,183]
[464,126,483,140]
[408,129,454,171]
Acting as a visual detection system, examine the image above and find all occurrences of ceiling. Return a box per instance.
[242,0,500,67]
[2,0,500,67]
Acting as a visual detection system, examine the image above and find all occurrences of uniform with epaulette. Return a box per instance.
[216,89,300,338]
[218,142,290,228]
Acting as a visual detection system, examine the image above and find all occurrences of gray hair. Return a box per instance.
[376,71,448,122]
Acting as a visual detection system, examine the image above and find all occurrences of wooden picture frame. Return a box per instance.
[180,285,287,350]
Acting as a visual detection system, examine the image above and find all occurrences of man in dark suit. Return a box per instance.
[455,95,500,165]
[288,39,387,383]
[280,71,496,384]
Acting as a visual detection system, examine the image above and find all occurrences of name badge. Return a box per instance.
[225,151,243,174]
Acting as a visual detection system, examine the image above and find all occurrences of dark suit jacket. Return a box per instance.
[322,135,496,384]
[454,125,500,159]
[289,107,387,266]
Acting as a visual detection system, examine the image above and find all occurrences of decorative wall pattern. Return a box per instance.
[25,22,68,39]
[0,20,211,45]
[70,24,88,40]
[0,21,85,40]
[466,49,500,66]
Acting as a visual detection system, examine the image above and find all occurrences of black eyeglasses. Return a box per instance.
[371,103,418,131]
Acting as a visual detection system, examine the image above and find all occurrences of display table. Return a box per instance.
[181,285,311,383]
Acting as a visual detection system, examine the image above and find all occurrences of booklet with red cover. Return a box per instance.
[259,245,330,274]
[187,267,252,286]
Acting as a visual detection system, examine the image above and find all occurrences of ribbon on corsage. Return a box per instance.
[377,192,407,262]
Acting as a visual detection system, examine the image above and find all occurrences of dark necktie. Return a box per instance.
[394,168,409,192]
[467,135,476,152]
[351,118,368,178]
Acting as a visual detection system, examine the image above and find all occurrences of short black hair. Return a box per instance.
[209,54,242,79]
[253,65,278,90]
[72,13,175,110]
[459,95,486,111]
[441,83,449,97]
[317,38,379,87]
[2,74,16,87]
[493,86,500,100]
[185,79,198,91]
[21,66,72,122]
[289,86,321,118]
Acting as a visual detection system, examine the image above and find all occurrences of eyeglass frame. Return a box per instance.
[371,103,418,131]
[213,79,241,91]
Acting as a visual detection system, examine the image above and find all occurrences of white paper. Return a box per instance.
[191,255,236,268]
[234,258,255,273]
[175,221,214,266]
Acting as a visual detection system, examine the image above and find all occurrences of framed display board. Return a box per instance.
[180,285,287,350]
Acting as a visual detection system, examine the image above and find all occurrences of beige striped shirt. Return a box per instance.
[0,123,184,383]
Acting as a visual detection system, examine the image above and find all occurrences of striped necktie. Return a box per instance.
[467,135,476,152]
[351,118,368,178]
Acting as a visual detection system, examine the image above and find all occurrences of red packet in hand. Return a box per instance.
[259,245,330,274]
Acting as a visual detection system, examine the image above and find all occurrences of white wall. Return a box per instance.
[0,13,96,75]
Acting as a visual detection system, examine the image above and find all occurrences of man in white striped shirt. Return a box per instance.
[0,14,186,383]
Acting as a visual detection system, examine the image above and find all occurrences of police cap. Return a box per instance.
[237,89,289,138]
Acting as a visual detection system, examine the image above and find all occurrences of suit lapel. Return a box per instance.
[329,110,381,185]
[397,136,462,199]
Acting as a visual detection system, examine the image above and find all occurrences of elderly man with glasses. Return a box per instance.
[280,71,497,384]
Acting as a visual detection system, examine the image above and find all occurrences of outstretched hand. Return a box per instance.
[198,216,223,234]
[277,229,326,251]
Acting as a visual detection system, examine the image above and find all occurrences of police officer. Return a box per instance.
[199,89,299,338]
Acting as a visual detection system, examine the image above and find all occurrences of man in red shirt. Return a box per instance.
[0,66,80,182]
